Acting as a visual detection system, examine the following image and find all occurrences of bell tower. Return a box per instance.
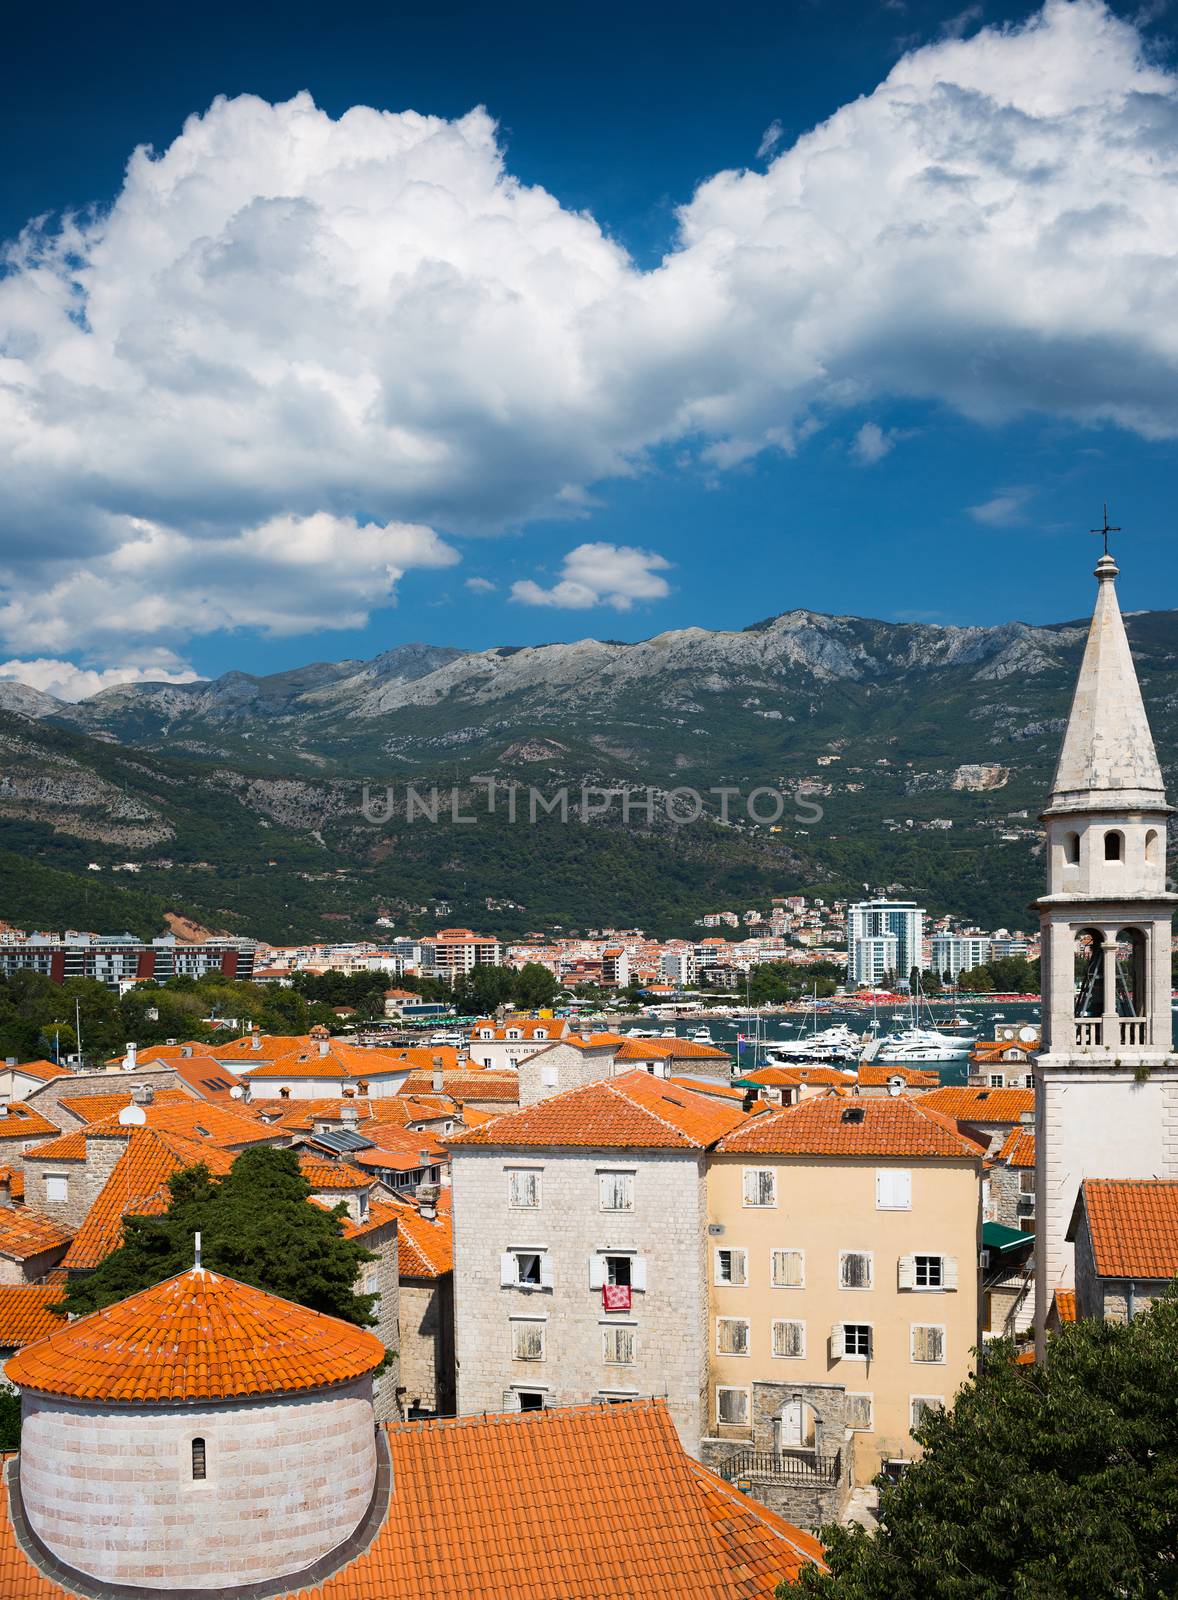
[1034,546,1178,1351]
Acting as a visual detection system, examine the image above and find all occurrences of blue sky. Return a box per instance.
[1,0,1177,696]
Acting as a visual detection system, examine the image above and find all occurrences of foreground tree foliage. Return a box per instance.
[793,1294,1178,1600]
[59,1147,377,1325]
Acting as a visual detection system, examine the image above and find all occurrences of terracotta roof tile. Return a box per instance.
[0,1286,68,1349]
[920,1086,1035,1123]
[717,1095,984,1159]
[5,1266,385,1403]
[1053,1287,1077,1323]
[449,1070,752,1150]
[0,1210,72,1262]
[744,1065,855,1088]
[856,1064,941,1088]
[401,1069,518,1102]
[998,1128,1036,1168]
[1079,1178,1178,1280]
[0,1106,59,1142]
[0,1399,820,1597]
[7,1060,70,1083]
[299,1155,373,1191]
[57,1089,191,1124]
[21,1127,89,1162]
[389,1199,453,1277]
[615,1039,732,1061]
[0,1170,24,1202]
[62,1128,236,1271]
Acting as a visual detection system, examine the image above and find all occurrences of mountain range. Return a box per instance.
[2,607,1175,944]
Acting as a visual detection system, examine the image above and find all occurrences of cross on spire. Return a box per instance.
[1091,502,1120,558]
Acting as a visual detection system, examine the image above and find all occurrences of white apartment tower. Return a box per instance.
[848,900,924,986]
[1034,548,1178,1354]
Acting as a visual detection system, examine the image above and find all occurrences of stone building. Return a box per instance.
[1033,551,1178,1354]
[448,1071,752,1453]
[6,1262,387,1591]
[392,1187,455,1417]
[706,1096,982,1494]
[1068,1177,1178,1324]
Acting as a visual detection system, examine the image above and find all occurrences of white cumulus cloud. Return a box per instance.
[1,0,1177,656]
[511,543,672,610]
[0,656,201,702]
[851,423,895,464]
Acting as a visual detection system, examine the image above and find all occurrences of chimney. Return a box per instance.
[132,1082,155,1106]
[417,1182,440,1221]
[319,1037,330,1057]
[279,1086,290,1099]
[356,1078,369,1095]
[251,1029,262,1051]
[432,1055,444,1094]
[741,1088,757,1113]
[341,1101,359,1126]
[4,1057,15,1070]
[123,1041,138,1071]
[181,1045,193,1058]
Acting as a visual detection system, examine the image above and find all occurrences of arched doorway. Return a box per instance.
[775,1398,817,1451]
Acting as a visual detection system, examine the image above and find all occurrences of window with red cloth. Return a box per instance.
[602,1283,632,1311]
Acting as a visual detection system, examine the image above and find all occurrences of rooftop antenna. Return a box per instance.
[194,1231,202,1270]
[1091,503,1120,558]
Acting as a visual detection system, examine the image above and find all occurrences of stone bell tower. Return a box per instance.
[1033,547,1178,1351]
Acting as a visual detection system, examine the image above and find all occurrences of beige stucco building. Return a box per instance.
[704,1096,982,1488]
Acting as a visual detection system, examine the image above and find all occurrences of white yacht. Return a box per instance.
[873,1026,973,1064]
[765,1023,862,1066]
[691,1026,714,1044]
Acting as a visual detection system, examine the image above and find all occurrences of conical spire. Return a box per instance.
[1045,551,1168,816]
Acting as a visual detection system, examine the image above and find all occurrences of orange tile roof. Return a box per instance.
[856,1064,941,1088]
[243,1047,410,1080]
[1053,1287,1077,1323]
[449,1070,752,1150]
[401,1070,518,1102]
[21,1127,89,1162]
[718,1095,984,1159]
[668,1078,747,1101]
[389,1198,453,1277]
[0,1169,24,1202]
[0,1210,72,1262]
[62,1128,237,1271]
[5,1266,385,1403]
[0,1401,819,1598]
[615,1038,732,1062]
[167,1055,248,1102]
[998,1128,1036,1168]
[920,1086,1034,1124]
[8,1059,70,1083]
[299,1155,373,1191]
[338,1197,402,1243]
[0,1286,68,1349]
[134,1100,277,1149]
[352,1126,449,1173]
[0,1105,59,1142]
[744,1065,855,1088]
[268,1096,423,1132]
[57,1089,191,1124]
[1078,1179,1178,1280]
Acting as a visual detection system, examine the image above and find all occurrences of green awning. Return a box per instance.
[983,1222,1033,1253]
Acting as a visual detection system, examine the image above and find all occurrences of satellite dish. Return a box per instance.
[1017,1025,1038,1043]
[118,1104,147,1126]
[229,1085,244,1099]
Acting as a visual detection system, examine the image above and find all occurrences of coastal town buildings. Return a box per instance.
[847,900,925,986]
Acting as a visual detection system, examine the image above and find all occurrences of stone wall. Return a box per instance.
[517,1043,617,1106]
[358,1220,400,1420]
[400,1275,455,1416]
[0,1244,69,1287]
[18,1379,377,1590]
[451,1146,709,1454]
[24,1133,127,1232]
[25,1067,189,1129]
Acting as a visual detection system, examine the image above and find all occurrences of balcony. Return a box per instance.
[718,1448,842,1489]
[1073,1018,1150,1048]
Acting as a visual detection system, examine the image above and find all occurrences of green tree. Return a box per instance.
[59,1147,377,1324]
[512,961,559,1011]
[793,1293,1178,1600]
[0,1387,20,1450]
